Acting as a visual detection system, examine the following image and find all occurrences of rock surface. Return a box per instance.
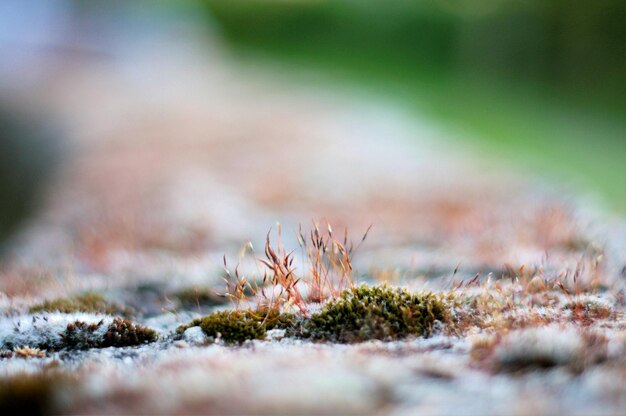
[0,30,624,416]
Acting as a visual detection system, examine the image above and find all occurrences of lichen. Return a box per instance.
[29,293,132,317]
[302,284,449,343]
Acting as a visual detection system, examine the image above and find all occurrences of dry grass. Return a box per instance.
[298,223,370,303]
[222,222,370,315]
[447,251,621,336]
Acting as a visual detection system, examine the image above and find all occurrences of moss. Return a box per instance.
[177,285,449,344]
[61,318,158,349]
[0,372,66,416]
[198,310,266,344]
[60,320,103,349]
[101,318,159,347]
[29,293,132,317]
[302,284,449,343]
[170,287,229,309]
[178,307,296,344]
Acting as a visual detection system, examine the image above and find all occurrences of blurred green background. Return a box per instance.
[195,0,625,212]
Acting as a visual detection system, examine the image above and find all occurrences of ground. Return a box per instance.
[0,34,625,415]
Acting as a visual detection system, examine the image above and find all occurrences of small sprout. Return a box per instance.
[29,293,132,317]
[303,284,449,343]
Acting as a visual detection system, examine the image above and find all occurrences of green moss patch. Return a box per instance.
[303,284,449,343]
[29,293,132,317]
[178,285,451,344]
[178,308,296,345]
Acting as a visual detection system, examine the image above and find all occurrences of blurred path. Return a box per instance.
[2,30,624,294]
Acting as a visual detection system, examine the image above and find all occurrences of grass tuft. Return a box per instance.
[223,222,369,313]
